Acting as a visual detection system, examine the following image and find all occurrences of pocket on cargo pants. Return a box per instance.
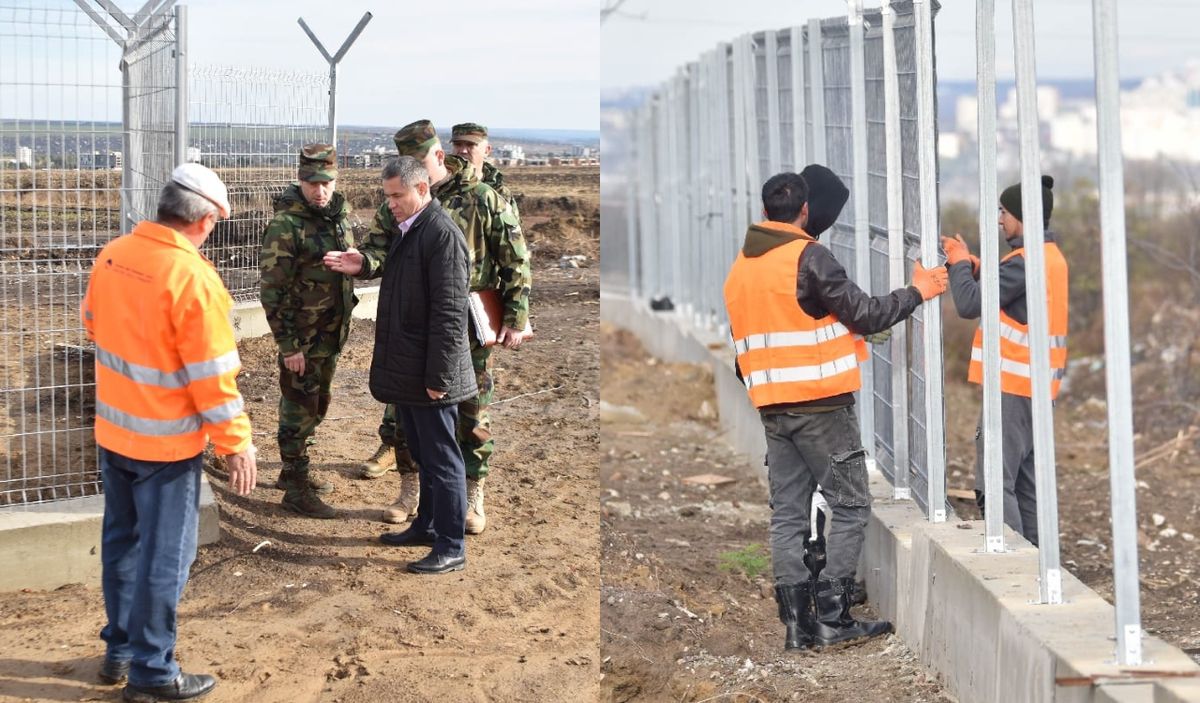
[829,447,871,508]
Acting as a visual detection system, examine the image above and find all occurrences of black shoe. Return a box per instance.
[123,673,217,702]
[380,527,436,547]
[811,577,892,647]
[774,583,816,650]
[98,658,130,684]
[850,579,868,607]
[407,551,466,574]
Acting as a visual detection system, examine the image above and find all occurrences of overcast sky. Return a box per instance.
[602,0,1200,92]
[186,0,597,129]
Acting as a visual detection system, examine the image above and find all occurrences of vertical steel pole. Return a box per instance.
[807,19,827,164]
[765,31,781,176]
[914,0,947,522]
[732,38,749,239]
[742,35,761,228]
[790,25,807,169]
[173,3,187,167]
[1092,0,1143,662]
[977,0,1005,553]
[626,111,640,297]
[848,0,874,454]
[1011,0,1063,604]
[882,0,910,500]
[328,64,338,146]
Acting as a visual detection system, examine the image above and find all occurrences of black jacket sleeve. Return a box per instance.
[796,245,923,335]
[946,256,1029,324]
[423,218,470,393]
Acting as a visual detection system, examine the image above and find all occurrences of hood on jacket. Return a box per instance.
[273,182,347,222]
[436,154,482,199]
[741,220,816,258]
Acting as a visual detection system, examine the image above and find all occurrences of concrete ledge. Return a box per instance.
[230,285,380,341]
[601,291,1200,703]
[0,475,221,591]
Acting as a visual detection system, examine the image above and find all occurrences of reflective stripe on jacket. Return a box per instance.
[81,221,252,460]
[968,242,1069,399]
[724,229,868,408]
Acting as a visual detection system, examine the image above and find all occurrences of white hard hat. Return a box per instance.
[170,162,231,219]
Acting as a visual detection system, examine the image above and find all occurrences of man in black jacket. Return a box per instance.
[324,156,477,574]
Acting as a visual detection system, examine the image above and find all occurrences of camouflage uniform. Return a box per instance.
[361,125,531,482]
[451,122,521,221]
[260,145,355,509]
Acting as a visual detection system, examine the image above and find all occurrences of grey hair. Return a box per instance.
[382,155,429,188]
[156,181,219,224]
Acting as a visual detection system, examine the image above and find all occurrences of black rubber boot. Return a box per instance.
[849,578,868,607]
[811,577,892,646]
[774,583,816,651]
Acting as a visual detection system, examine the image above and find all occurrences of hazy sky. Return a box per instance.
[183,0,598,129]
[602,0,1200,92]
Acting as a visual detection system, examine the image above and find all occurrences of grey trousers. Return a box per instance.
[974,392,1039,546]
[763,406,872,585]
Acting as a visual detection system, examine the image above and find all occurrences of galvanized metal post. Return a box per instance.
[765,31,782,176]
[731,38,749,242]
[1092,0,1143,663]
[789,25,808,169]
[173,4,187,167]
[1011,0,1063,604]
[807,19,827,164]
[848,0,874,453]
[914,0,947,522]
[298,12,373,148]
[742,34,761,228]
[882,0,910,500]
[626,112,640,297]
[976,0,1005,553]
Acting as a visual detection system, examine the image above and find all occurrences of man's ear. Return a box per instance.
[800,202,810,228]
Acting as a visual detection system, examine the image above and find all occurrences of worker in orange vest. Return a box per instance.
[82,163,257,701]
[723,165,949,651]
[942,175,1068,547]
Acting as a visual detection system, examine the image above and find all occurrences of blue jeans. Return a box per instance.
[397,404,467,558]
[99,448,202,687]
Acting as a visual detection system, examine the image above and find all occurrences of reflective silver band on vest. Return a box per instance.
[743,353,860,389]
[733,321,853,355]
[993,321,1067,350]
[969,348,1067,380]
[96,395,245,437]
[95,345,241,389]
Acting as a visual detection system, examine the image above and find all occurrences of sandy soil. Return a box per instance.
[0,171,601,702]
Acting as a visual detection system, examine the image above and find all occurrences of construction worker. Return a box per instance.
[723,165,948,651]
[348,119,530,535]
[942,175,1067,547]
[259,144,353,519]
[82,163,256,700]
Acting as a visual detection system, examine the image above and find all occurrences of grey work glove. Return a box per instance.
[864,329,893,345]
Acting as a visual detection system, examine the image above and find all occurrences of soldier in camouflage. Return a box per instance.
[349,119,531,534]
[451,122,520,222]
[260,144,354,520]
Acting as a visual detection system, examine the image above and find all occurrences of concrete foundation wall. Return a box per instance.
[601,291,1200,703]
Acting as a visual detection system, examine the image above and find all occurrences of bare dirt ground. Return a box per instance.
[0,169,601,702]
[599,324,954,703]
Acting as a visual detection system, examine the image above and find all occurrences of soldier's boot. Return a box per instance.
[359,442,397,479]
[811,577,892,647]
[850,579,868,607]
[282,482,337,519]
[465,476,487,535]
[275,460,333,495]
[383,469,421,524]
[774,582,817,651]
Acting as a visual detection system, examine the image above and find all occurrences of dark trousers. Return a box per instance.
[762,407,872,585]
[974,392,1040,546]
[397,404,467,558]
[99,448,201,687]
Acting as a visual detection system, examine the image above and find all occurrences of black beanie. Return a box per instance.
[800,164,849,238]
[999,175,1055,226]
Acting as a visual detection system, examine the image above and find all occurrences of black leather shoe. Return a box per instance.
[123,672,217,702]
[407,551,466,574]
[380,528,436,547]
[98,658,130,684]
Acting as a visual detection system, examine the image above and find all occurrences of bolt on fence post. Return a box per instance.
[297,11,373,149]
[1011,0,1063,604]
[1091,0,1143,663]
[913,0,947,522]
[976,0,1006,554]
[882,0,911,500]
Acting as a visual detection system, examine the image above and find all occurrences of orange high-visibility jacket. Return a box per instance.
[724,227,869,408]
[81,221,252,461]
[968,242,1069,399]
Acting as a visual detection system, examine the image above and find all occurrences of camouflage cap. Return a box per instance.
[298,143,337,182]
[394,119,440,157]
[451,122,488,145]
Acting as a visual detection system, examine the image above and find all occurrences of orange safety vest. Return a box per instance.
[723,224,869,408]
[81,221,252,461]
[968,242,1069,399]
